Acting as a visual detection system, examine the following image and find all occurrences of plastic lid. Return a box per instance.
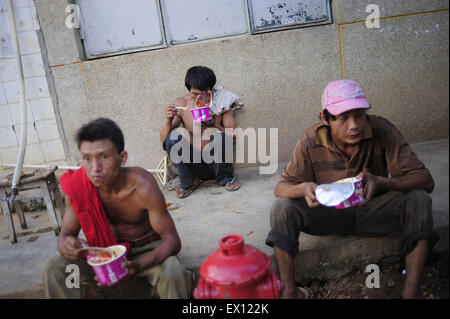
[315,182,355,207]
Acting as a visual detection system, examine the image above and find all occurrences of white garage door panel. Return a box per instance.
[162,0,248,44]
[248,0,331,33]
[78,0,164,56]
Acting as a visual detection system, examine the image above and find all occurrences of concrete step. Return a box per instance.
[294,225,448,283]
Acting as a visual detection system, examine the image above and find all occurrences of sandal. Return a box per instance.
[224,176,240,191]
[165,176,180,191]
[176,185,198,199]
[176,179,203,199]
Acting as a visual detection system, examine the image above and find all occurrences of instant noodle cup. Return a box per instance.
[315,177,364,209]
[334,177,364,208]
[192,91,213,123]
[84,245,128,285]
[191,107,213,123]
[195,91,212,108]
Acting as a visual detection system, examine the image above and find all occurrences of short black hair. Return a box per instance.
[320,108,370,123]
[76,118,124,154]
[321,109,336,123]
[185,66,216,91]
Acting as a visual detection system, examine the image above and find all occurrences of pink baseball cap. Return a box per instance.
[321,79,370,115]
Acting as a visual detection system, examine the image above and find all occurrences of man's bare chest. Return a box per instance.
[100,195,147,225]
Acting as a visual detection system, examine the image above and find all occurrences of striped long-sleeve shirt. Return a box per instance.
[280,115,433,186]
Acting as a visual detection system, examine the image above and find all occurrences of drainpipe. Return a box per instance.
[6,0,28,205]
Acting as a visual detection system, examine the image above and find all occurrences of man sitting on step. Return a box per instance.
[265,79,439,299]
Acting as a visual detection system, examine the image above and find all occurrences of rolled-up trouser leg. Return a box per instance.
[265,197,357,257]
[42,254,95,299]
[399,190,439,256]
[355,190,439,258]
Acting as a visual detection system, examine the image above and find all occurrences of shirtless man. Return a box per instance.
[160,66,240,198]
[42,118,191,299]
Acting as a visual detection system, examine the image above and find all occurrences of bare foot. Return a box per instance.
[193,177,202,186]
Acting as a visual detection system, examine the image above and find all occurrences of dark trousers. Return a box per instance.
[265,190,439,258]
[164,131,234,189]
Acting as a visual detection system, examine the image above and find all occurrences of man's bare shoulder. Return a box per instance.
[174,94,192,107]
[125,167,158,188]
[125,167,164,202]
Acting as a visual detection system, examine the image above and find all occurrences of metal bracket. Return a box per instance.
[152,156,168,186]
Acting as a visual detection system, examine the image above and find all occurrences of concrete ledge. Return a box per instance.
[291,184,449,283]
[293,225,448,284]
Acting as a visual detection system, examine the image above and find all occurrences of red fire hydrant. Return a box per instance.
[193,234,283,299]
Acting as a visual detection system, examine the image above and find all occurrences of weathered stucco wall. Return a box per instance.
[340,11,449,141]
[34,0,449,173]
[78,24,341,170]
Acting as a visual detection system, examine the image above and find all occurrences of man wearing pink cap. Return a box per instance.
[265,79,439,299]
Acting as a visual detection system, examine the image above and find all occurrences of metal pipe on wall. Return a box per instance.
[6,0,28,205]
[0,163,164,174]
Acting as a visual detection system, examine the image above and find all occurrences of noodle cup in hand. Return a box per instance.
[82,245,129,285]
[315,177,364,209]
[192,91,214,123]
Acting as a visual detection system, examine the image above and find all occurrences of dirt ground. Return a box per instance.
[306,251,449,299]
[7,252,446,299]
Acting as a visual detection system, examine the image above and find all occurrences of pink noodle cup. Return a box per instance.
[86,245,129,285]
[334,177,364,208]
[191,107,213,123]
[192,90,213,123]
[316,177,365,209]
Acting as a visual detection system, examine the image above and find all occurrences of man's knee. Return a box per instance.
[160,256,185,280]
[43,255,90,283]
[157,256,192,298]
[42,255,69,298]
[404,189,433,219]
[267,198,303,257]
[216,131,233,151]
[405,189,432,206]
[400,189,434,237]
[164,132,182,153]
[42,255,66,280]
[270,197,302,227]
[209,132,233,164]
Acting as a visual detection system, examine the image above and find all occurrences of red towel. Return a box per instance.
[60,167,130,254]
